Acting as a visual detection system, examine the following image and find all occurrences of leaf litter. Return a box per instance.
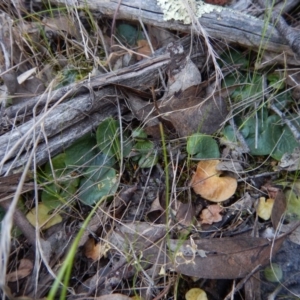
[0,1,300,299]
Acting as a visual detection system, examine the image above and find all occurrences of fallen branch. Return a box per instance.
[43,0,296,57]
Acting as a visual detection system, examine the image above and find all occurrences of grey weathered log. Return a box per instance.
[0,87,123,174]
[45,0,294,56]
[1,105,126,175]
[5,53,170,119]
[1,38,206,174]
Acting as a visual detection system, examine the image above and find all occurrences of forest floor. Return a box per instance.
[0,0,300,299]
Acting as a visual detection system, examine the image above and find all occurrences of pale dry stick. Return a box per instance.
[146,240,168,300]
[188,1,224,92]
[169,148,181,212]
[257,0,300,58]
[229,118,250,153]
[267,273,300,300]
[223,264,262,300]
[138,17,167,91]
[110,0,123,47]
[95,23,112,72]
[71,2,90,59]
[270,102,300,142]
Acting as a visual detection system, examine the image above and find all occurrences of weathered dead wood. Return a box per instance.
[46,0,295,57]
[1,38,206,174]
[257,0,300,57]
[1,96,126,175]
[5,53,170,119]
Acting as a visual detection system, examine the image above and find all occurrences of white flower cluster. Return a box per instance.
[157,0,222,24]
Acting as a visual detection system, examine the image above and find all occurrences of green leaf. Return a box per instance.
[243,114,279,156]
[78,154,118,205]
[241,113,298,159]
[285,187,300,220]
[223,73,263,103]
[117,24,137,45]
[44,153,67,177]
[42,177,80,209]
[267,73,284,91]
[82,154,115,182]
[264,264,283,282]
[132,128,147,139]
[41,152,80,208]
[79,170,118,206]
[96,118,132,160]
[272,124,299,160]
[273,91,293,110]
[133,140,157,168]
[134,140,154,152]
[220,50,249,69]
[138,154,158,168]
[65,134,97,166]
[97,118,120,157]
[187,134,220,159]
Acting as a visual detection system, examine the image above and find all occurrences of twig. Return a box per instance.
[223,265,262,300]
[110,0,123,47]
[257,0,300,57]
[269,103,300,142]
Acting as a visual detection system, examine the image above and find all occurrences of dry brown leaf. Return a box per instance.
[176,201,195,227]
[146,192,166,224]
[84,237,110,261]
[136,39,152,60]
[200,205,223,224]
[127,43,227,138]
[191,160,237,202]
[6,258,33,282]
[169,235,285,279]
